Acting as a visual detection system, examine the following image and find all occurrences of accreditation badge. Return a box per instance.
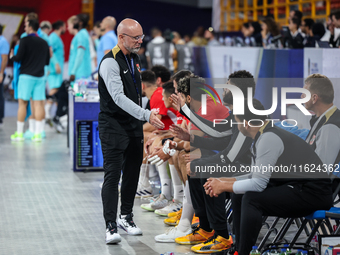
[309,135,316,145]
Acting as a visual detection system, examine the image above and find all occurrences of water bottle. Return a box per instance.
[250,246,261,255]
[296,249,303,255]
[80,81,87,100]
[270,247,280,255]
[283,244,291,254]
[280,248,287,255]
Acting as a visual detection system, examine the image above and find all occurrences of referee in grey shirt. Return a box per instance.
[97,18,164,244]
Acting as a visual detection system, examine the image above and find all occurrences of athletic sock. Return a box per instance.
[169,164,183,202]
[45,103,52,119]
[139,163,150,187]
[35,120,44,134]
[42,119,46,132]
[17,121,24,134]
[157,162,171,200]
[29,119,35,133]
[177,180,195,232]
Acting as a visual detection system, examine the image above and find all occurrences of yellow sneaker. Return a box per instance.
[191,235,233,254]
[175,227,215,245]
[164,208,182,226]
[168,208,182,218]
[191,214,200,229]
[11,132,24,142]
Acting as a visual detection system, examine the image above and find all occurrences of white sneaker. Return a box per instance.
[135,183,153,198]
[154,226,192,243]
[117,213,142,235]
[154,199,182,217]
[141,194,169,211]
[106,222,121,244]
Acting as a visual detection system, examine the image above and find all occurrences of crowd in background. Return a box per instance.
[237,10,340,48]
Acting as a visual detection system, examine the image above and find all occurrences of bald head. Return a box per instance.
[117,18,142,36]
[101,16,116,31]
[117,18,143,54]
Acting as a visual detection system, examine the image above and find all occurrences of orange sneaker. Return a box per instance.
[168,208,182,218]
[164,208,182,226]
[175,227,215,245]
[191,214,199,229]
[191,235,233,253]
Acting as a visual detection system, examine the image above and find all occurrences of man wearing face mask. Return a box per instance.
[96,16,118,70]
[98,18,165,244]
[68,13,91,82]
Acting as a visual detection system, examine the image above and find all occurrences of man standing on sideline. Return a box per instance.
[98,18,164,244]
[0,24,9,128]
[97,16,117,69]
[45,20,66,125]
[10,19,50,142]
[146,27,175,71]
[69,13,91,82]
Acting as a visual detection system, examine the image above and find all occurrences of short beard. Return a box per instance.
[123,41,140,54]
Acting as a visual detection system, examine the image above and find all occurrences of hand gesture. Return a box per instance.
[149,110,165,130]
[170,124,190,141]
[203,178,223,197]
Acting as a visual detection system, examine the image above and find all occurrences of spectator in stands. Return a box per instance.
[96,16,117,69]
[330,11,340,48]
[146,27,175,72]
[68,13,92,81]
[241,22,261,47]
[285,17,304,48]
[302,18,315,47]
[204,99,332,255]
[251,21,263,46]
[311,23,327,47]
[301,18,314,36]
[204,27,220,46]
[0,24,9,128]
[261,17,282,48]
[289,9,303,21]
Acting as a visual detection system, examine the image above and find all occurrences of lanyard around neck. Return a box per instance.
[124,55,136,84]
[124,54,140,105]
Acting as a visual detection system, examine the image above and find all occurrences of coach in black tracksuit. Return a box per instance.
[98,19,164,244]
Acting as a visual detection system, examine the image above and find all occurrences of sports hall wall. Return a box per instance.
[0,0,82,60]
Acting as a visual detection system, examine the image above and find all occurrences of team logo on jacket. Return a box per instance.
[136,64,141,72]
[309,135,316,145]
